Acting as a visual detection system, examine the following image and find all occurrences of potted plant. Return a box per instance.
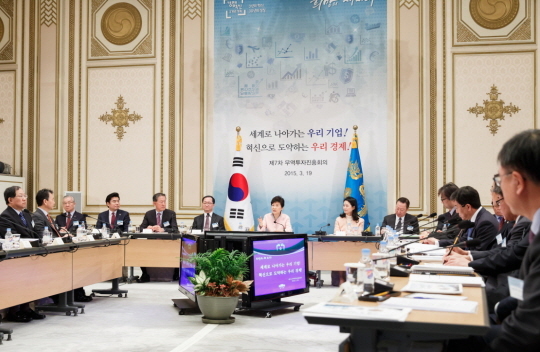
[189,248,253,324]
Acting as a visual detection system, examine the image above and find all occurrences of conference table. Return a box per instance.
[303,275,490,351]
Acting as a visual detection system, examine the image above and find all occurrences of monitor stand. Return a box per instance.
[235,298,303,318]
[172,298,200,315]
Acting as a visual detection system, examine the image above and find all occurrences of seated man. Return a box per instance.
[55,195,87,234]
[424,186,498,251]
[191,195,225,232]
[420,183,461,239]
[0,186,37,239]
[140,193,178,233]
[138,193,178,283]
[96,192,130,232]
[381,197,419,234]
[0,186,45,322]
[32,188,62,238]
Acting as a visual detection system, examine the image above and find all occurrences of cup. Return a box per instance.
[12,234,21,249]
[344,262,366,295]
[135,226,141,233]
[375,259,389,280]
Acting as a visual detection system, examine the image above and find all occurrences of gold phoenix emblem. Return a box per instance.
[99,95,143,140]
[467,85,520,135]
[348,161,362,180]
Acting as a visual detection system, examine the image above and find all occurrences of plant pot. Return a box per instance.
[196,295,239,324]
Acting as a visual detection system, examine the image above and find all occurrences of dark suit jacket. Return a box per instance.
[140,209,178,233]
[490,228,540,351]
[96,209,130,232]
[192,213,225,231]
[381,213,419,234]
[436,209,459,231]
[439,207,498,251]
[470,217,531,261]
[55,211,87,233]
[32,208,61,237]
[0,206,38,239]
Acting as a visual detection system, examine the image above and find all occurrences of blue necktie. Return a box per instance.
[19,212,28,226]
[466,228,473,241]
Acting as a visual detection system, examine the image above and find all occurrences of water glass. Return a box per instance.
[12,234,21,249]
[375,259,390,280]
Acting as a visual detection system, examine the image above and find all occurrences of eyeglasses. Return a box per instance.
[202,202,214,205]
[440,197,447,202]
[15,194,28,198]
[495,198,504,207]
[493,172,512,187]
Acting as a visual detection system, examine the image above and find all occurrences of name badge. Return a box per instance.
[212,222,218,228]
[32,220,35,227]
[73,221,80,226]
[117,220,124,225]
[407,225,413,231]
[496,234,503,245]
[163,221,170,227]
[508,277,524,301]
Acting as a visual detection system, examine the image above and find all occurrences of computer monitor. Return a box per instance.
[247,234,309,302]
[178,233,199,302]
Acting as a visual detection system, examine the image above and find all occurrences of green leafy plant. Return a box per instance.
[188,248,253,297]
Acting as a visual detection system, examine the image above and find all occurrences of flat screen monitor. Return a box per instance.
[178,234,198,302]
[248,234,309,302]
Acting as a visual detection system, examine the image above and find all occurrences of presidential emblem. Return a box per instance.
[348,160,362,180]
[467,85,520,135]
[99,95,143,141]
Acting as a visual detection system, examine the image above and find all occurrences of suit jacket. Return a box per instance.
[140,209,178,233]
[439,207,498,251]
[469,219,532,276]
[96,209,130,232]
[490,228,540,351]
[55,211,87,232]
[436,209,459,231]
[381,213,419,234]
[32,208,61,237]
[192,213,225,231]
[0,206,38,239]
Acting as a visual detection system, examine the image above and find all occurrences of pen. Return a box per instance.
[374,291,389,296]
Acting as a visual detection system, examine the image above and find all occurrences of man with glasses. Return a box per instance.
[491,187,506,233]
[436,182,460,231]
[424,186,498,251]
[192,195,225,231]
[55,195,87,234]
[0,186,37,239]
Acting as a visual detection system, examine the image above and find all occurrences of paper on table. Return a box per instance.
[303,302,411,322]
[410,255,443,262]
[402,281,463,294]
[409,274,485,287]
[381,297,478,313]
[404,293,468,300]
[411,265,474,273]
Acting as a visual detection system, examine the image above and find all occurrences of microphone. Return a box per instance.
[274,220,286,232]
[399,215,446,239]
[315,223,330,236]
[0,214,40,239]
[373,239,482,262]
[418,212,437,221]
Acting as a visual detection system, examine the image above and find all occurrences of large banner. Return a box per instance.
[212,0,388,234]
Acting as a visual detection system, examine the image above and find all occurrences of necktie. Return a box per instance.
[19,212,28,226]
[498,217,505,231]
[396,217,402,231]
[66,213,72,229]
[47,214,60,237]
[204,213,211,231]
[529,230,535,244]
[156,212,161,226]
[111,212,116,228]
[466,228,473,241]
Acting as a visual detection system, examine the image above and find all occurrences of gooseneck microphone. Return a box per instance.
[315,223,331,236]
[274,220,286,232]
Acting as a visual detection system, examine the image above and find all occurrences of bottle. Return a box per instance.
[361,248,374,294]
[376,240,390,280]
[77,225,85,237]
[129,221,134,233]
[379,240,388,254]
[3,228,13,250]
[238,222,243,231]
[375,223,380,236]
[101,223,109,238]
[42,226,51,245]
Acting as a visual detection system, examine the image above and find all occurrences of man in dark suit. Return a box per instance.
[436,182,459,231]
[96,192,130,232]
[0,186,37,239]
[0,186,46,322]
[192,195,225,232]
[381,197,419,234]
[140,193,178,233]
[426,186,498,251]
[55,195,86,233]
[32,189,62,238]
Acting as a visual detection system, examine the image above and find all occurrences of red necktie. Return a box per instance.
[47,214,60,237]
[498,217,505,231]
[111,212,116,227]
[66,213,72,229]
[204,214,210,231]
[156,212,161,226]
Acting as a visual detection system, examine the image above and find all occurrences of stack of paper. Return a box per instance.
[303,302,411,322]
[401,281,463,294]
[410,255,443,262]
[409,274,485,287]
[380,297,478,313]
[410,264,475,274]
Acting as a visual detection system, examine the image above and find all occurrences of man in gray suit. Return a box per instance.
[32,188,61,238]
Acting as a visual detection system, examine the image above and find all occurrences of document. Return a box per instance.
[410,255,443,262]
[402,281,463,294]
[380,297,478,313]
[409,274,485,287]
[404,293,468,300]
[410,264,474,274]
[303,302,411,322]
